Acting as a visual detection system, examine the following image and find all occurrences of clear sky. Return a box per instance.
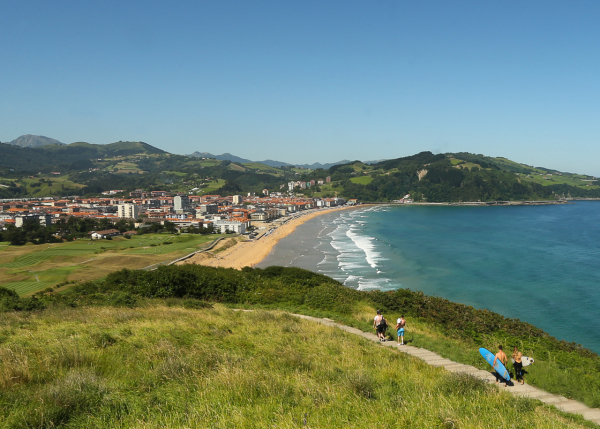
[1,1,599,174]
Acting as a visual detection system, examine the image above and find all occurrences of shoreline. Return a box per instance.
[177,205,364,269]
[362,200,572,206]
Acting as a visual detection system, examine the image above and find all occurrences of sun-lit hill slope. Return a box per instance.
[299,151,600,202]
[0,301,592,428]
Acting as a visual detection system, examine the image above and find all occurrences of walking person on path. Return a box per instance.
[396,315,406,345]
[493,345,509,387]
[373,310,387,342]
[512,346,524,385]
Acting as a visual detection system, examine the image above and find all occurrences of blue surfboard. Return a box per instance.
[479,347,511,381]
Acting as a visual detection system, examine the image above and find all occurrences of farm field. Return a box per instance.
[0,233,224,296]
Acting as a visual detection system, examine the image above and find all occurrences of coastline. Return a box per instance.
[177,205,364,269]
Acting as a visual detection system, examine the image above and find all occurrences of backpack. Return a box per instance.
[399,318,405,328]
[380,317,387,331]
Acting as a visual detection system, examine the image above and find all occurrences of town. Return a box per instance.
[0,183,351,241]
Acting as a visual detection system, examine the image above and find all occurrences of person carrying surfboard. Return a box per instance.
[512,346,524,385]
[493,345,509,387]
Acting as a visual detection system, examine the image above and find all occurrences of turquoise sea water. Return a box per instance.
[259,202,600,353]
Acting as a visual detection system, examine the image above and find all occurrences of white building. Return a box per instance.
[15,214,53,228]
[118,204,139,219]
[174,195,190,211]
[232,195,243,205]
[213,220,246,234]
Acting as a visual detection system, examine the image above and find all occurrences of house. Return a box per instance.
[91,229,121,240]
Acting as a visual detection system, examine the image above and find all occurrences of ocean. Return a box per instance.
[258,202,600,354]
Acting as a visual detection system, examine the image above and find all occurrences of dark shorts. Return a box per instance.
[376,325,385,333]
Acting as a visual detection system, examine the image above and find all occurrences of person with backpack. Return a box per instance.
[396,315,406,345]
[373,310,387,342]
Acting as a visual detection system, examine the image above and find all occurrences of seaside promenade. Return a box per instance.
[292,314,600,426]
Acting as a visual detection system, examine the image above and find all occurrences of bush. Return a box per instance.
[110,291,138,308]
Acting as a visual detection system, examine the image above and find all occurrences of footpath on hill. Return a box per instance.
[289,313,600,426]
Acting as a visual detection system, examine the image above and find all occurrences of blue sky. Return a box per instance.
[1,1,599,174]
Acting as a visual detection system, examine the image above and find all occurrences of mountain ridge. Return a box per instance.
[5,134,64,148]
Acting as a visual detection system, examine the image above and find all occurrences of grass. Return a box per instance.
[0,303,592,428]
[196,179,226,195]
[242,163,284,176]
[0,234,223,295]
[18,176,86,197]
[350,176,373,185]
[519,173,600,190]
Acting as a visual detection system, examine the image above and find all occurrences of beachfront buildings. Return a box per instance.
[0,190,350,237]
[213,220,246,234]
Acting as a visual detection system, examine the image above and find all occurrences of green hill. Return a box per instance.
[1,265,598,427]
[1,143,598,200]
[299,152,600,202]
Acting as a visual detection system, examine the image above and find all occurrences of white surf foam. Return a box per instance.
[346,227,385,269]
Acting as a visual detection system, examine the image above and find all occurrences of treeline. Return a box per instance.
[0,216,211,246]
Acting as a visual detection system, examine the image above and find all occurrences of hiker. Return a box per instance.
[493,345,509,387]
[513,346,524,385]
[373,310,387,342]
[396,315,406,345]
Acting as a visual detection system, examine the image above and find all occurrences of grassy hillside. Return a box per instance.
[0,143,302,197]
[0,303,593,428]
[4,264,599,413]
[300,152,600,202]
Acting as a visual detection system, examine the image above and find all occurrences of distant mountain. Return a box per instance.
[295,160,351,170]
[188,151,253,164]
[188,151,363,170]
[6,134,64,148]
[257,159,292,168]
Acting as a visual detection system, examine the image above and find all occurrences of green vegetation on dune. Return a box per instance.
[0,301,592,428]
[3,265,599,412]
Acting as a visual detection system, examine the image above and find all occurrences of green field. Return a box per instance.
[350,175,373,185]
[15,176,86,197]
[0,234,223,295]
[241,162,285,176]
[196,179,226,195]
[519,172,600,190]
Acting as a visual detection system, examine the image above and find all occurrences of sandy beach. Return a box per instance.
[177,205,361,269]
